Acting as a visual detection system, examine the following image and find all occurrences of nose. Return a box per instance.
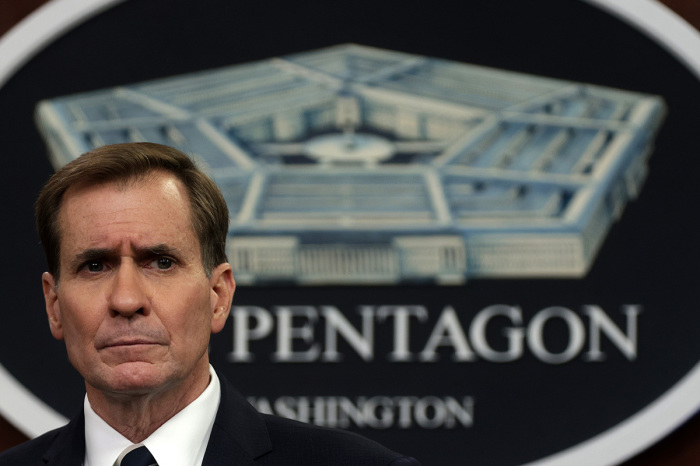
[108,262,149,317]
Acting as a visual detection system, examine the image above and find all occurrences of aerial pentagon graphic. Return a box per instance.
[35,44,665,285]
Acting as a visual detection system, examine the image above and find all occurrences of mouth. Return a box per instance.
[97,338,161,350]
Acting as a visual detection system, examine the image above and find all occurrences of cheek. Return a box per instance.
[173,290,213,337]
[57,292,102,343]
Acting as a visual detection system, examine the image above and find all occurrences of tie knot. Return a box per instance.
[118,445,157,466]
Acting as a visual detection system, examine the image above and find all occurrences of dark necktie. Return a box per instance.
[119,445,158,466]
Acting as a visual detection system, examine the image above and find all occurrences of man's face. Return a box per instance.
[42,171,234,400]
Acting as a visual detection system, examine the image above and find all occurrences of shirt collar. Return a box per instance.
[84,365,221,466]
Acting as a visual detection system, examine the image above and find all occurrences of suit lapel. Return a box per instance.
[38,375,272,465]
[202,375,272,465]
[43,409,86,466]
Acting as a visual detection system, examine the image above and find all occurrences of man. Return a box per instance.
[0,143,420,465]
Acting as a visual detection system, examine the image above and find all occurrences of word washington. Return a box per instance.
[247,395,474,430]
[228,305,640,364]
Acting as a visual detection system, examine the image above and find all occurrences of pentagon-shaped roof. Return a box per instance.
[36,44,665,285]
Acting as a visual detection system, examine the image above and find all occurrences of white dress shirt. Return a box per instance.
[83,365,221,466]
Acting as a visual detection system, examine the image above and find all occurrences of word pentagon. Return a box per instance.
[228,304,640,364]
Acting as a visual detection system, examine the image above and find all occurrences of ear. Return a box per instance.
[209,263,235,334]
[42,272,64,340]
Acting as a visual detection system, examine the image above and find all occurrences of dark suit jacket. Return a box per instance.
[0,376,420,465]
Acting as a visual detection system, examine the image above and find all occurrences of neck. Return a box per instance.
[86,367,211,443]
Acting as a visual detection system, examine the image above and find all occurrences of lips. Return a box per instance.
[101,338,158,348]
[95,332,167,350]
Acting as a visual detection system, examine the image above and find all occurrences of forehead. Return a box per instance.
[57,172,197,253]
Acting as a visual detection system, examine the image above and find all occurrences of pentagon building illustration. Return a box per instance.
[35,44,665,285]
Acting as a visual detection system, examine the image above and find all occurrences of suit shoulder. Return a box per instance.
[0,427,62,465]
[261,414,420,465]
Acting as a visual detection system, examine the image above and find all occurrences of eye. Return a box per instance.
[85,261,104,272]
[151,257,174,270]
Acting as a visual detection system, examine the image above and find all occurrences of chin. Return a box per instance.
[91,361,174,395]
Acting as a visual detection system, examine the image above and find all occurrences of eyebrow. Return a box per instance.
[69,243,181,269]
[144,244,180,257]
[70,248,113,269]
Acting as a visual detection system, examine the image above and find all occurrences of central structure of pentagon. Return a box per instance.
[36,44,666,285]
